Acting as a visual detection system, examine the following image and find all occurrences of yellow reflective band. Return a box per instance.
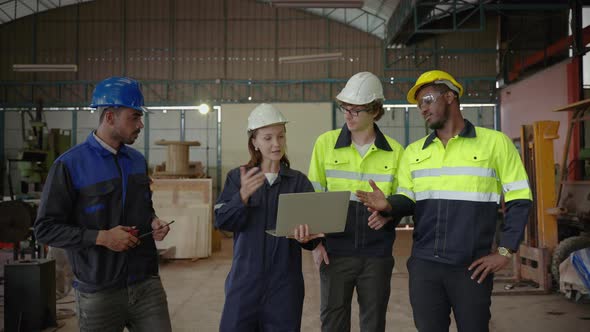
[311,181,326,192]
[325,169,394,183]
[397,187,416,201]
[412,167,497,179]
[415,190,501,203]
[502,180,530,193]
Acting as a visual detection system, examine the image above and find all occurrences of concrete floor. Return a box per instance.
[2,234,590,332]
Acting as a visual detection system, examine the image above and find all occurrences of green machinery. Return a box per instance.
[8,100,71,198]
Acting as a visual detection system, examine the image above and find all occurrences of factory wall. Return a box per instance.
[500,60,571,165]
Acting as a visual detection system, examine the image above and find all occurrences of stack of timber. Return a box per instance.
[149,139,220,257]
[151,179,213,259]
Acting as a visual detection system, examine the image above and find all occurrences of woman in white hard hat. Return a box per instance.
[307,72,405,332]
[214,103,321,332]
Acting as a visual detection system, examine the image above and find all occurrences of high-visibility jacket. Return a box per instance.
[392,120,532,265]
[308,124,404,256]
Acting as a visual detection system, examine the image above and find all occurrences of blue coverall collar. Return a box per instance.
[87,132,132,157]
[278,164,297,178]
[422,119,476,150]
[334,123,393,151]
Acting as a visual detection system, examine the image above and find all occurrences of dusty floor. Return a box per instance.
[2,235,590,332]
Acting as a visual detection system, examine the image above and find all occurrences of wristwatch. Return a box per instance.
[497,246,513,258]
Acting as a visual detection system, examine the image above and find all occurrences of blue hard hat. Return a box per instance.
[90,77,147,112]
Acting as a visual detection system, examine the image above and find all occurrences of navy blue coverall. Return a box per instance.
[214,165,314,332]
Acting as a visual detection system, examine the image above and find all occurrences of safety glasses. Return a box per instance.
[337,104,371,117]
[417,92,443,111]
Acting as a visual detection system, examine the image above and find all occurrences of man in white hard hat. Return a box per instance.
[307,72,404,332]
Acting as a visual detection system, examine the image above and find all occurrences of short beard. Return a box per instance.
[122,138,136,145]
[428,104,450,130]
[112,130,139,146]
[429,121,444,130]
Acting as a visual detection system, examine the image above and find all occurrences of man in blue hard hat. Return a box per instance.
[34,77,172,332]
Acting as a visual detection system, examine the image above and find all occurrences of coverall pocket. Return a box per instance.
[324,158,352,192]
[78,181,118,228]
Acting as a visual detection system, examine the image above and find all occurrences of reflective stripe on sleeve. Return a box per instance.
[311,181,326,192]
[502,180,530,193]
[396,187,415,201]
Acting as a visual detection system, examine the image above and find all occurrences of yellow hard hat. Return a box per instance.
[407,70,464,104]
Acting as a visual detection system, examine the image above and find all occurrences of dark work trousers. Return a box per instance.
[75,277,171,332]
[319,255,394,332]
[407,256,493,332]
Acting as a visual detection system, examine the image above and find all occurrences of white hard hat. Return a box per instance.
[336,72,384,105]
[247,103,288,132]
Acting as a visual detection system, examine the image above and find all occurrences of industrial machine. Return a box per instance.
[551,99,590,284]
[1,102,72,331]
[7,99,71,199]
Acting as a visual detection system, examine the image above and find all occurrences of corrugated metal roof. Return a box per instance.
[0,0,94,24]
[0,0,400,39]
[261,0,401,39]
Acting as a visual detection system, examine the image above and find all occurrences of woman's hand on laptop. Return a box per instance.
[292,224,324,244]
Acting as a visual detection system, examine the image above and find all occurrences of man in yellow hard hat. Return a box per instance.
[308,72,404,332]
[357,70,532,332]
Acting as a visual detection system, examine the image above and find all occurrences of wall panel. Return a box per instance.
[126,0,170,20]
[2,0,388,107]
[278,18,328,49]
[176,0,224,20]
[0,18,34,81]
[227,0,275,19]
[500,60,570,164]
[78,0,122,20]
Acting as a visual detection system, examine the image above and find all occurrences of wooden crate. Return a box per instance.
[151,179,212,259]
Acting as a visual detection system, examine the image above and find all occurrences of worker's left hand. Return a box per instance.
[292,224,324,243]
[367,210,392,230]
[468,253,511,284]
[356,179,392,212]
[151,218,171,241]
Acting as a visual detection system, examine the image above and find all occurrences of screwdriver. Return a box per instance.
[138,220,175,239]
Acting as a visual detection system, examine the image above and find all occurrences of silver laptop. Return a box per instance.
[266,191,350,237]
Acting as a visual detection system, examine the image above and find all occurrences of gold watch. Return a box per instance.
[498,247,513,258]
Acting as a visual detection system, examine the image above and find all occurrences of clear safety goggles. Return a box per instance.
[417,92,442,111]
